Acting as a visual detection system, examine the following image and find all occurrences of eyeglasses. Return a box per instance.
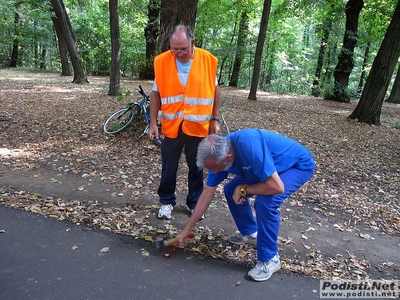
[170,44,191,55]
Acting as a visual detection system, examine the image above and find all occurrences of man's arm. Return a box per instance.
[178,185,217,243]
[210,85,221,134]
[233,172,285,205]
[148,90,161,140]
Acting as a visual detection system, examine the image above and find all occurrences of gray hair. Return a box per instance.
[169,24,194,43]
[197,134,231,169]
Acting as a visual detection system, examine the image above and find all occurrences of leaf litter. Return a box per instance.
[0,70,399,281]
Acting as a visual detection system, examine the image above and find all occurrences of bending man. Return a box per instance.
[177,128,315,281]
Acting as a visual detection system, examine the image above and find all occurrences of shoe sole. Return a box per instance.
[248,264,281,282]
[157,214,171,220]
[228,239,257,246]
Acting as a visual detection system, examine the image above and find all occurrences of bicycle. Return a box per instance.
[218,101,230,136]
[103,85,229,145]
[103,85,164,146]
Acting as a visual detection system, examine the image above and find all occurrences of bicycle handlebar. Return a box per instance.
[137,85,146,97]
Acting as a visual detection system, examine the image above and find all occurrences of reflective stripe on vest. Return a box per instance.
[162,111,184,120]
[161,95,184,105]
[185,97,214,106]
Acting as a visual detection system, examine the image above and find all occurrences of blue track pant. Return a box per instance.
[224,167,314,262]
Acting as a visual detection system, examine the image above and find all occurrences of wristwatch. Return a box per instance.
[239,185,247,197]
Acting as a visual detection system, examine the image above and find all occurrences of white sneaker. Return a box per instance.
[186,206,205,220]
[158,204,173,219]
[248,254,281,281]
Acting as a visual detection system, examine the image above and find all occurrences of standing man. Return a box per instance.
[148,24,221,220]
[177,129,315,281]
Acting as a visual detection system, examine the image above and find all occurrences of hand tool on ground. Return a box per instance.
[155,233,195,253]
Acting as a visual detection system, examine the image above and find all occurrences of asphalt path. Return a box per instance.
[0,205,321,300]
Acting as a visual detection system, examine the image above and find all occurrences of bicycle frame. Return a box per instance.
[140,100,151,136]
[135,87,151,136]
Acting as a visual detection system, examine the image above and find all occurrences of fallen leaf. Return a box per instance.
[100,247,110,253]
[359,233,371,240]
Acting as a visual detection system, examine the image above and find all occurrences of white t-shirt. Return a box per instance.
[152,48,217,92]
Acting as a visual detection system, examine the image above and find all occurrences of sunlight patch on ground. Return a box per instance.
[76,144,109,154]
[234,88,304,101]
[332,109,351,116]
[0,148,31,158]
[54,87,77,93]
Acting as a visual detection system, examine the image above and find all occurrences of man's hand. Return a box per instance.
[177,228,193,246]
[233,185,246,205]
[147,123,159,141]
[210,120,220,134]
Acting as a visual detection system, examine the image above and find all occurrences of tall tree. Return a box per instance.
[34,20,39,68]
[311,12,333,97]
[248,0,272,100]
[10,11,21,67]
[140,0,160,79]
[386,65,400,104]
[356,41,370,95]
[158,0,199,53]
[51,0,88,83]
[229,10,249,87]
[40,47,46,69]
[51,16,71,76]
[108,0,120,96]
[348,1,400,124]
[328,0,364,102]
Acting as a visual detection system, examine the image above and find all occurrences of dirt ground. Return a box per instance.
[0,69,399,281]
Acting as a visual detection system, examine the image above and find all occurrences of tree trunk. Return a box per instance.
[386,65,400,104]
[348,1,400,124]
[322,42,337,86]
[51,0,88,83]
[140,0,160,79]
[229,10,248,87]
[108,0,121,96]
[248,0,272,100]
[159,0,199,53]
[357,41,370,95]
[10,12,20,68]
[329,0,364,102]
[52,16,71,76]
[311,19,332,97]
[217,22,237,85]
[40,47,46,70]
[34,20,39,68]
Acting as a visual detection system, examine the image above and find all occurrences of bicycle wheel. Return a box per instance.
[219,114,230,136]
[103,106,136,134]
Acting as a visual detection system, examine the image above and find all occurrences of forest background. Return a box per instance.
[1,0,400,120]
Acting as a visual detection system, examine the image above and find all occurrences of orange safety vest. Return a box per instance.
[154,48,218,138]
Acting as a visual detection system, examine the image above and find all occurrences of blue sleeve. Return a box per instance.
[206,170,228,187]
[152,80,158,92]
